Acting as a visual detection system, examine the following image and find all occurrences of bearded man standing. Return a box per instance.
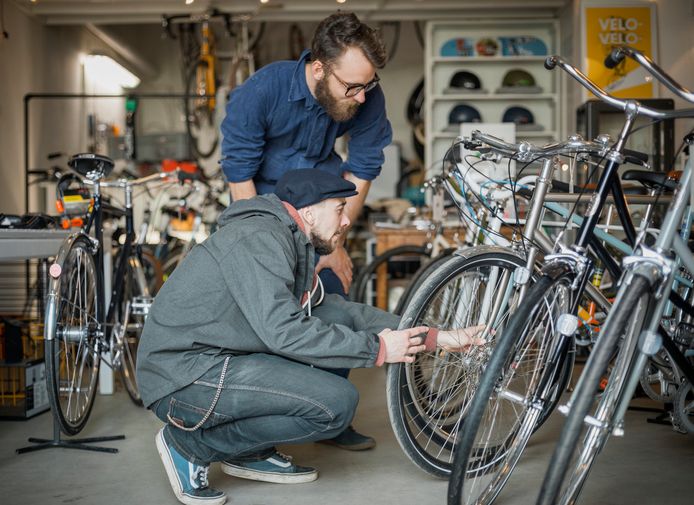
[220,11,392,450]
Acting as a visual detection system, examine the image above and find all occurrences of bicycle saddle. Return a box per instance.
[68,153,114,180]
[622,170,678,192]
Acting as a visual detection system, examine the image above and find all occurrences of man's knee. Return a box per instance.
[316,375,359,434]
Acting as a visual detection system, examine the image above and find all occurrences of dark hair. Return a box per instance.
[311,12,387,69]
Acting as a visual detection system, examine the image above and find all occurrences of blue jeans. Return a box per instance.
[152,353,358,465]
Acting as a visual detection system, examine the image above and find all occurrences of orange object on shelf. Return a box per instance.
[162,159,198,174]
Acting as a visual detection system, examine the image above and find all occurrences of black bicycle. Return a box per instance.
[44,154,193,435]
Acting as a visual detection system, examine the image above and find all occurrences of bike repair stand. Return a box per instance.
[16,415,124,454]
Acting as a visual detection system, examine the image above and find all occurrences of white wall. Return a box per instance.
[0,1,127,214]
[0,1,45,214]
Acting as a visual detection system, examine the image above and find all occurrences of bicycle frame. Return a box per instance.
[604,138,694,432]
[78,177,152,366]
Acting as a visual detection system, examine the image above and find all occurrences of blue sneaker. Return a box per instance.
[221,450,317,484]
[155,428,227,505]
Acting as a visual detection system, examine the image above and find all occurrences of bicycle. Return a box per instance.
[163,9,262,159]
[386,133,645,478]
[446,51,694,505]
[536,47,694,505]
[43,154,195,435]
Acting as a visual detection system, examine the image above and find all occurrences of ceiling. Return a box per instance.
[16,0,569,25]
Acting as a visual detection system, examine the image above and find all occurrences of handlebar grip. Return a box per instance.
[544,56,558,70]
[623,148,649,165]
[604,48,626,69]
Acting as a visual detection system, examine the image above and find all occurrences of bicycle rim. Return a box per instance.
[537,274,652,505]
[351,245,430,306]
[447,267,575,505]
[45,238,100,435]
[393,249,456,316]
[387,249,526,477]
[115,256,145,406]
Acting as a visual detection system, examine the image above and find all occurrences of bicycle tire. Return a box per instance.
[447,264,576,505]
[184,59,219,159]
[387,247,527,478]
[113,253,147,406]
[536,274,652,505]
[393,248,457,316]
[350,244,430,306]
[44,235,101,436]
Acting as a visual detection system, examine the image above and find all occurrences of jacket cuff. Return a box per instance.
[424,328,439,352]
[375,336,387,367]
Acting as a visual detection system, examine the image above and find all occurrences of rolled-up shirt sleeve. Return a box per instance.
[220,76,270,183]
[342,84,393,181]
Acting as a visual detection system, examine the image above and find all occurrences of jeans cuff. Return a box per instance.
[164,425,211,466]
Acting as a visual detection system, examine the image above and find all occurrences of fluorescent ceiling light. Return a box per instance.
[82,54,141,88]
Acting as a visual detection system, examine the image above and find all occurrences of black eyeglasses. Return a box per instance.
[330,71,380,97]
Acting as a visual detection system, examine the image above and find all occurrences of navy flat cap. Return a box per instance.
[274,169,358,209]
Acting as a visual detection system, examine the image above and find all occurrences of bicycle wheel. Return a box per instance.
[393,248,456,316]
[184,59,219,159]
[113,253,148,406]
[387,247,527,477]
[350,244,431,307]
[44,236,101,436]
[536,274,652,505]
[140,247,164,295]
[448,265,576,505]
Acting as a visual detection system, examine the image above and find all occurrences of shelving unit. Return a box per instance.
[425,18,563,173]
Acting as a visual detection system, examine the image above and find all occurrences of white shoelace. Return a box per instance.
[190,464,210,489]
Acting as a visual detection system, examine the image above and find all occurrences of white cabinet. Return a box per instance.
[425,19,562,173]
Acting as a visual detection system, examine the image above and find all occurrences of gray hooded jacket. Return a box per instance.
[136,194,399,407]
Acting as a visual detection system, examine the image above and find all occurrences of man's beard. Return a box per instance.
[315,75,360,122]
[311,234,335,256]
[311,226,347,256]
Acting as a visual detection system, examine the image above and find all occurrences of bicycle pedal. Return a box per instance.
[131,296,154,316]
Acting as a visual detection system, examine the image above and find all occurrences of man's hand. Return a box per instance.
[436,325,488,351]
[316,245,353,293]
[379,326,429,364]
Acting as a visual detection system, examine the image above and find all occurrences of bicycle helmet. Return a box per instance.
[445,104,482,132]
[502,106,544,131]
[497,69,542,94]
[444,71,485,94]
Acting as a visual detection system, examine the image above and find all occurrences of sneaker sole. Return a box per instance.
[155,429,227,505]
[316,438,376,451]
[221,462,318,484]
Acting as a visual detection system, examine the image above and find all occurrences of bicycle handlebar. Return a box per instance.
[88,169,197,189]
[544,55,694,120]
[604,46,694,104]
[466,130,613,161]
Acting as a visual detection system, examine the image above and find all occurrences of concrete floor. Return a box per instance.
[1,367,693,505]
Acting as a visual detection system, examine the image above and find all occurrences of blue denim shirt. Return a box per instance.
[220,50,393,195]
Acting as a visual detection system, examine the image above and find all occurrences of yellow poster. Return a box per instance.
[582,3,657,99]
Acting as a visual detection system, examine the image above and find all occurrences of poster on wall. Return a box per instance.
[581,1,658,100]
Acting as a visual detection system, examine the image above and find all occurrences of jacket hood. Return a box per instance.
[217,194,301,234]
